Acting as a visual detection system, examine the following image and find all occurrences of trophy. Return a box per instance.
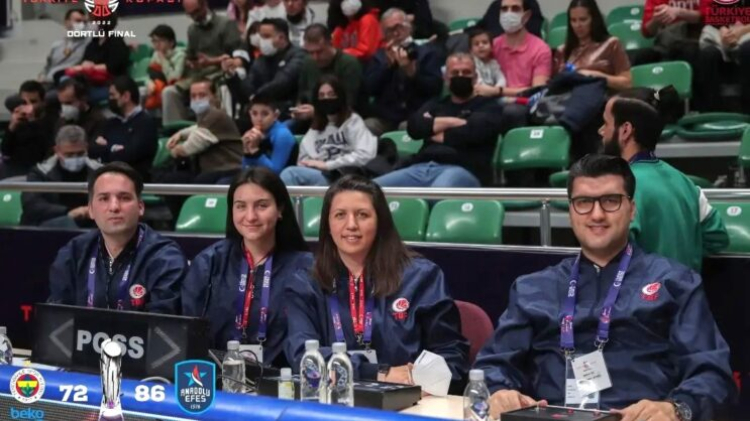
[99,339,125,421]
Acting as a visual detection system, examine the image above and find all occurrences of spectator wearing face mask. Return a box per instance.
[328,0,383,61]
[55,78,106,142]
[21,125,101,228]
[38,8,91,87]
[246,0,287,32]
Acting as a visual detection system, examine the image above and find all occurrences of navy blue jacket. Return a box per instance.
[285,257,469,381]
[181,239,313,367]
[473,246,734,421]
[48,223,186,314]
[89,109,158,182]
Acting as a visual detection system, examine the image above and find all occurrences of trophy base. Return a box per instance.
[99,406,125,421]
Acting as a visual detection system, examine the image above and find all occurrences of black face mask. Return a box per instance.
[108,99,121,115]
[287,11,304,24]
[449,76,474,99]
[317,97,345,116]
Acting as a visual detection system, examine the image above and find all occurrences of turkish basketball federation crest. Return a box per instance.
[175,360,216,415]
[85,0,120,18]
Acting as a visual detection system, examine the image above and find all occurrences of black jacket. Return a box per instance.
[82,36,131,78]
[89,109,158,181]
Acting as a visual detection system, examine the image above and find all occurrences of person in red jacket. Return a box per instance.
[328,0,383,61]
[642,0,701,38]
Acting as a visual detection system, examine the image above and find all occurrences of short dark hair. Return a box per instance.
[467,27,492,44]
[250,93,279,111]
[225,167,308,253]
[190,78,216,95]
[260,18,290,41]
[110,75,140,104]
[311,75,352,131]
[58,78,87,100]
[19,80,45,99]
[314,175,415,298]
[65,8,86,20]
[611,98,664,152]
[88,162,144,199]
[149,24,177,46]
[303,23,332,44]
[567,154,636,199]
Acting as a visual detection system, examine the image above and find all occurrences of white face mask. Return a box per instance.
[60,156,87,172]
[190,99,211,115]
[60,104,80,121]
[259,37,278,56]
[250,33,261,48]
[500,12,524,34]
[71,22,86,32]
[341,0,362,17]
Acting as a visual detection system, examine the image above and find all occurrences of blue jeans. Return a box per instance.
[374,162,480,188]
[280,166,329,186]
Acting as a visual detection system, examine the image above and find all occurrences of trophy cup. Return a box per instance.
[99,339,125,421]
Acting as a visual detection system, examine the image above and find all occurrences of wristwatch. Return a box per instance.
[670,400,693,421]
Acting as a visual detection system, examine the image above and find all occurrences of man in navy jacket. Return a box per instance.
[474,155,734,421]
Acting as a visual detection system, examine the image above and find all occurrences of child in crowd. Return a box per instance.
[239,95,298,176]
[145,25,186,111]
[469,28,506,97]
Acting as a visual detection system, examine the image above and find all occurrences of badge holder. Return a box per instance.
[240,339,264,365]
[349,348,378,364]
[564,348,613,410]
[564,354,600,409]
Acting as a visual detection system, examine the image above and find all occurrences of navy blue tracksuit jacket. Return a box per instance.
[285,257,469,381]
[473,245,734,421]
[181,239,313,367]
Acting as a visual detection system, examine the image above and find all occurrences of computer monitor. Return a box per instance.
[32,304,211,381]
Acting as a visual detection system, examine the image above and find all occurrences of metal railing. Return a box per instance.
[2,182,750,246]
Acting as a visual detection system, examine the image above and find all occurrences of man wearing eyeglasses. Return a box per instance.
[474,154,734,421]
[600,96,728,271]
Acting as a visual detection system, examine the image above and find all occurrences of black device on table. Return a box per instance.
[502,405,622,420]
[32,303,211,381]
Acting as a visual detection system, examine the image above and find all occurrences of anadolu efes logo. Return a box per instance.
[175,360,216,415]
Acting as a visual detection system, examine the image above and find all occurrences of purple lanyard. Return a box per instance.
[86,228,144,309]
[628,151,657,164]
[234,254,273,342]
[560,243,633,354]
[328,278,375,347]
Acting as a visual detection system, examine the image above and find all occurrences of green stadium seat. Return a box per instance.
[739,127,750,171]
[712,202,750,253]
[631,61,692,100]
[175,195,227,234]
[152,137,172,169]
[548,171,570,210]
[142,194,165,207]
[294,134,304,144]
[608,22,654,51]
[676,113,750,141]
[302,196,324,238]
[547,26,567,50]
[388,198,429,242]
[606,4,644,26]
[130,44,153,62]
[550,12,568,31]
[426,200,504,244]
[129,58,151,86]
[0,191,22,227]
[661,124,678,140]
[160,120,194,136]
[381,131,423,158]
[449,17,480,32]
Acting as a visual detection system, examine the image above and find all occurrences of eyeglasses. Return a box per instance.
[570,194,630,215]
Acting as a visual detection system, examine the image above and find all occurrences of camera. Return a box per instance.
[401,42,419,61]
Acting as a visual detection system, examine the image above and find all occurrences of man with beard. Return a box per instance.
[599,96,728,271]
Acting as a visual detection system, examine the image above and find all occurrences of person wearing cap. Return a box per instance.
[473,154,734,421]
[0,94,53,180]
[48,162,187,313]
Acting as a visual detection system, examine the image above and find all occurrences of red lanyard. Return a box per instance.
[239,248,270,333]
[348,271,365,337]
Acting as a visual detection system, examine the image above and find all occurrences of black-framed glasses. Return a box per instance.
[570,194,630,215]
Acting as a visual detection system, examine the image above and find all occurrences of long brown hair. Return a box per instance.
[313,175,414,297]
[310,75,353,131]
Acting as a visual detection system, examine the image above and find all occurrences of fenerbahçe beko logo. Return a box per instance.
[10,369,46,404]
[175,360,216,415]
[85,0,120,18]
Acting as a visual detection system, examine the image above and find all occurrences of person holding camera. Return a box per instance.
[363,8,443,137]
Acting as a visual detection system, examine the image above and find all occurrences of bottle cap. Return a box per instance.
[227,340,240,351]
[280,368,292,380]
[332,342,347,353]
[469,369,484,382]
[304,339,319,351]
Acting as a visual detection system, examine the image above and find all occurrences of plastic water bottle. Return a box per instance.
[222,340,245,393]
[299,340,327,403]
[327,342,354,407]
[0,327,13,365]
[278,367,295,400]
[463,369,490,421]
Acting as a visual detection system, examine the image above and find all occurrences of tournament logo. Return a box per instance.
[641,282,661,302]
[391,297,409,321]
[175,360,216,415]
[129,284,147,309]
[10,368,46,404]
[84,0,120,18]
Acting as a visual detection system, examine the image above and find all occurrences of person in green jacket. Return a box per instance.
[599,95,729,271]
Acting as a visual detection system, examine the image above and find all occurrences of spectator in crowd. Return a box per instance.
[224,18,307,114]
[162,0,242,124]
[281,75,377,186]
[373,0,437,40]
[284,0,317,47]
[0,95,55,180]
[328,0,384,61]
[285,175,469,383]
[182,167,311,362]
[374,53,504,188]
[475,0,544,39]
[144,24,186,112]
[290,24,363,133]
[363,8,443,136]
[494,0,551,98]
[247,0,286,31]
[38,9,90,87]
[66,15,130,104]
[600,95,728,270]
[221,22,262,117]
[226,0,252,35]
[19,80,46,108]
[474,154,734,421]
[554,0,632,92]
[469,28,507,97]
[56,78,106,142]
[163,78,243,183]
[90,76,158,182]
[236,95,297,176]
[640,0,702,64]
[48,163,187,313]
[21,125,100,228]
